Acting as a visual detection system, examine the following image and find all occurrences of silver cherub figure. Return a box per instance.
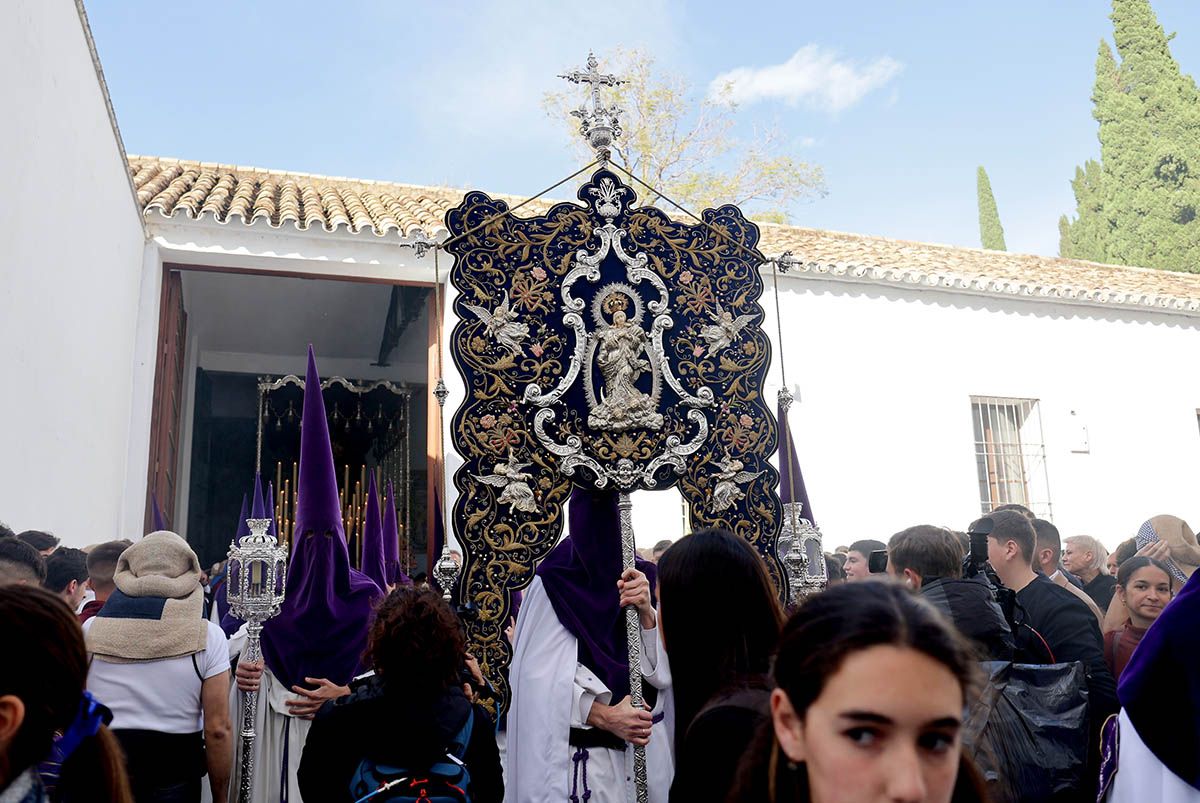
[463,291,530,356]
[473,451,538,514]
[709,449,765,513]
[700,302,759,356]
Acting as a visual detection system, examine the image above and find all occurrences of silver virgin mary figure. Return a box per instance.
[587,292,663,432]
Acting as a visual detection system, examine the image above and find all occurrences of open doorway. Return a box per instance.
[148,266,433,571]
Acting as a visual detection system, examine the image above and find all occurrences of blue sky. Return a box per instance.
[88,0,1199,257]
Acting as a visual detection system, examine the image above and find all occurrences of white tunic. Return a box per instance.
[226,626,313,803]
[1105,709,1200,803]
[506,576,674,803]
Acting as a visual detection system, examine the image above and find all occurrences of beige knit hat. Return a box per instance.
[86,531,208,662]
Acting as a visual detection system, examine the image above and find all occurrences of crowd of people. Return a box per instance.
[1,353,1197,803]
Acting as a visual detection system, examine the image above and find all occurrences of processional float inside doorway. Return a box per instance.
[254,374,415,574]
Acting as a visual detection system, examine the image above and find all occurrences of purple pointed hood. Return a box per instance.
[360,472,387,589]
[264,481,277,537]
[259,346,383,689]
[777,398,816,526]
[218,492,252,636]
[151,493,167,533]
[250,472,268,520]
[536,486,656,702]
[235,494,251,540]
[382,481,410,586]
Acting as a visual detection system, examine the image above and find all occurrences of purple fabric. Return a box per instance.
[536,486,656,702]
[265,480,277,537]
[777,399,816,526]
[213,573,233,635]
[360,472,387,589]
[151,493,167,532]
[258,346,383,689]
[1118,567,1200,789]
[218,493,252,636]
[382,481,411,586]
[250,472,268,520]
[235,494,250,540]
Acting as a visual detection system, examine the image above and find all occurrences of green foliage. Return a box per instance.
[976,166,1007,250]
[1061,0,1200,270]
[544,49,825,222]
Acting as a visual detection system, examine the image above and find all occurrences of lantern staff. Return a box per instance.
[227,513,288,803]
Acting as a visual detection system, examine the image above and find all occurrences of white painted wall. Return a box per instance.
[755,277,1200,552]
[0,2,146,545]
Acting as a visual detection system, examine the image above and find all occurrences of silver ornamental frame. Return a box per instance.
[778,502,827,604]
[227,517,288,803]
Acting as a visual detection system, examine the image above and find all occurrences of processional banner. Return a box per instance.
[445,168,782,709]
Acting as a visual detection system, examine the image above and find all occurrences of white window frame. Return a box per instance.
[970,396,1052,519]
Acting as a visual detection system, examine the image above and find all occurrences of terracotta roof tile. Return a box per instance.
[128,155,1200,312]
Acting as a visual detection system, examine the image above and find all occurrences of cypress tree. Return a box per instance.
[977,166,1007,250]
[1060,0,1200,271]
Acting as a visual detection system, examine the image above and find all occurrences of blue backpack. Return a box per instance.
[349,711,475,803]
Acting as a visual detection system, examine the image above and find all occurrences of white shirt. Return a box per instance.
[83,618,230,733]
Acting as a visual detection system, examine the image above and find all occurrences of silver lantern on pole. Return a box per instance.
[778,502,827,605]
[227,516,288,803]
[433,542,461,603]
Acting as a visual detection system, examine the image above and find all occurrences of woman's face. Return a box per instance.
[1106,553,1120,577]
[1117,565,1172,628]
[772,645,964,803]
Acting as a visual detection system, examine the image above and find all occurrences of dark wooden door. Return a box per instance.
[146,269,188,532]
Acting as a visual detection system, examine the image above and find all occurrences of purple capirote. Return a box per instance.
[359,470,387,590]
[777,398,816,526]
[382,480,411,586]
[257,345,383,689]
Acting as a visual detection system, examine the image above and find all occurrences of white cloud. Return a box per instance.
[709,45,903,113]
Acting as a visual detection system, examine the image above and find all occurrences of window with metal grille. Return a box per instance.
[971,396,1052,519]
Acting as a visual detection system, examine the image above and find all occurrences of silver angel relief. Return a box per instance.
[472,451,538,514]
[710,449,765,513]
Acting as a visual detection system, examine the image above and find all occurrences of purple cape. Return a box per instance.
[259,346,383,689]
[536,486,655,702]
[1118,568,1200,789]
[360,471,388,590]
[777,398,816,525]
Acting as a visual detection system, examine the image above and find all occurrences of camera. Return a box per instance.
[963,517,993,578]
[868,549,890,575]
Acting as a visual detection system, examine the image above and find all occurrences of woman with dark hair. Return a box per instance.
[297,586,502,802]
[1104,556,1173,679]
[0,585,133,802]
[730,582,988,803]
[657,528,785,803]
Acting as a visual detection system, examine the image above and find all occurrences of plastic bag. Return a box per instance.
[962,661,1090,803]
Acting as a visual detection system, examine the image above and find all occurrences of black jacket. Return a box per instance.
[297,677,503,803]
[920,577,1015,662]
[670,686,769,803]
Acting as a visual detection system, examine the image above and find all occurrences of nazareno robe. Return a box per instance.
[506,488,674,803]
[506,576,674,803]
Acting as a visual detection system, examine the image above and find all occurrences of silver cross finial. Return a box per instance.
[560,51,625,159]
